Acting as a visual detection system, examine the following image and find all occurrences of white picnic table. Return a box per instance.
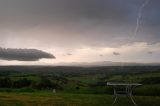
[107,82,142,105]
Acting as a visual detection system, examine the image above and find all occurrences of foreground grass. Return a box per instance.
[0,92,159,106]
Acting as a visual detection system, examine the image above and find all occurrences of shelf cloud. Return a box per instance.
[0,48,55,61]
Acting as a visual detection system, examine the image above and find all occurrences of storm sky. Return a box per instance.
[0,0,160,65]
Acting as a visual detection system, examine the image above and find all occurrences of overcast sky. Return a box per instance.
[0,0,160,65]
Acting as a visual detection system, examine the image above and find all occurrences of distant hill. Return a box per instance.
[54,61,160,66]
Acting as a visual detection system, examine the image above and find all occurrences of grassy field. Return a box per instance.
[0,66,160,105]
[0,92,160,106]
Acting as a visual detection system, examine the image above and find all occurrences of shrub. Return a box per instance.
[0,77,12,88]
[13,78,32,88]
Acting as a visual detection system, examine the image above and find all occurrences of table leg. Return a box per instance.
[129,93,137,106]
[113,86,118,105]
[128,85,137,106]
[113,95,118,105]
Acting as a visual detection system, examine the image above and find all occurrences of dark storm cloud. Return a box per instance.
[0,0,131,29]
[0,0,160,47]
[0,48,55,61]
[113,52,120,56]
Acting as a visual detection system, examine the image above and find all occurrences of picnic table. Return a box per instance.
[107,82,142,105]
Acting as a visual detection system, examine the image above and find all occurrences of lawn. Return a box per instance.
[0,92,159,106]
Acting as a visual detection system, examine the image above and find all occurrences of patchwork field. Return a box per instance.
[0,66,159,106]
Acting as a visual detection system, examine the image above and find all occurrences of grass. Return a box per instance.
[0,92,159,106]
[107,72,160,82]
[69,75,100,84]
[0,67,159,105]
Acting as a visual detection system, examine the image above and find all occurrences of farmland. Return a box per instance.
[0,66,159,106]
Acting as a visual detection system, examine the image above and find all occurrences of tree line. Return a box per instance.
[0,77,62,90]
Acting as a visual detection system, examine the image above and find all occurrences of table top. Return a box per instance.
[107,82,142,86]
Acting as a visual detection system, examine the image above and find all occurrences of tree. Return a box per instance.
[0,77,12,88]
[13,78,31,88]
[36,77,55,89]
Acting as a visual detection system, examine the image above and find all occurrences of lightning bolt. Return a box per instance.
[134,0,150,37]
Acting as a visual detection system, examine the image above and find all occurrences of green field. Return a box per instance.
[0,66,160,105]
[0,92,160,106]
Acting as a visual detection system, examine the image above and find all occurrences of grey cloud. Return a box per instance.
[0,0,160,48]
[113,52,120,56]
[0,48,55,61]
[0,0,130,32]
[148,51,152,54]
[99,54,104,57]
[66,53,72,56]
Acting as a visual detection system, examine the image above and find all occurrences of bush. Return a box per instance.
[0,77,12,88]
[35,77,56,89]
[13,78,32,88]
